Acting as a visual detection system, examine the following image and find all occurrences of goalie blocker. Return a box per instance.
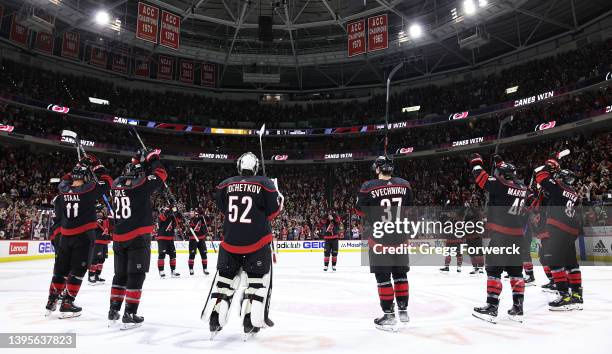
[202,152,283,337]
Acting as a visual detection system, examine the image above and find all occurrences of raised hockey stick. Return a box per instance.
[61,130,114,215]
[384,62,403,156]
[257,124,278,264]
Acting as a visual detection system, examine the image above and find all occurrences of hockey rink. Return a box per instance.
[1,252,611,354]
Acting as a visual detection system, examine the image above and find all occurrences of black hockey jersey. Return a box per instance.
[50,195,62,241]
[57,177,111,237]
[355,177,413,245]
[215,175,283,254]
[472,166,527,237]
[190,215,208,240]
[157,209,177,240]
[535,170,580,236]
[320,218,341,240]
[111,160,166,242]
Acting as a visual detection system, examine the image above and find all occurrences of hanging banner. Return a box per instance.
[159,10,180,49]
[111,50,129,73]
[134,56,150,78]
[9,15,29,46]
[34,31,54,54]
[347,19,366,57]
[367,14,388,52]
[179,60,194,84]
[201,63,216,88]
[136,2,160,43]
[157,55,174,80]
[90,46,108,68]
[61,32,80,60]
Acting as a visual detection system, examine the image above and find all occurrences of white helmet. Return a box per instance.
[237,152,259,175]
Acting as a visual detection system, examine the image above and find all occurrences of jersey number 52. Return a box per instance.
[228,196,252,223]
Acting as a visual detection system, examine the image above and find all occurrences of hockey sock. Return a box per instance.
[509,277,525,305]
[568,268,582,292]
[170,258,177,271]
[110,275,127,310]
[444,256,451,267]
[543,266,552,280]
[332,255,338,267]
[551,267,569,292]
[97,263,103,276]
[66,274,84,298]
[486,276,502,305]
[49,275,66,296]
[457,255,463,267]
[125,273,146,314]
[201,258,208,270]
[157,257,165,271]
[523,262,534,277]
[188,259,195,270]
[323,256,330,267]
[89,264,97,275]
[375,273,394,312]
[391,273,409,308]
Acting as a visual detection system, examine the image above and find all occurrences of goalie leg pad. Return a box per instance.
[205,273,241,327]
[242,272,271,328]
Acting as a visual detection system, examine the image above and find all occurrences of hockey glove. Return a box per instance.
[470,153,483,167]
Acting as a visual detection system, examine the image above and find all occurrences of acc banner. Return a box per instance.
[35,31,54,53]
[61,31,80,59]
[201,63,216,87]
[160,10,180,49]
[90,46,108,68]
[134,56,150,78]
[347,19,366,57]
[367,14,388,52]
[179,60,194,84]
[136,2,159,43]
[9,15,29,46]
[112,50,129,73]
[157,55,174,80]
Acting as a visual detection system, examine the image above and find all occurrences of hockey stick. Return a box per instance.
[61,130,114,215]
[490,115,514,174]
[528,149,571,188]
[384,62,404,156]
[257,124,278,263]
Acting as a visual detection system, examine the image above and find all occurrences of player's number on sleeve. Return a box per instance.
[228,196,252,223]
[508,197,525,215]
[66,203,79,218]
[113,197,132,219]
[380,197,402,221]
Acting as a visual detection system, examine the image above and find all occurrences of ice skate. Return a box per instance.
[87,273,97,286]
[524,275,536,286]
[374,312,398,331]
[570,289,583,310]
[209,311,222,340]
[58,296,82,319]
[203,269,210,275]
[44,294,59,317]
[457,266,462,273]
[171,270,181,278]
[469,267,482,276]
[242,314,260,341]
[323,266,328,272]
[541,280,557,293]
[96,274,106,284]
[159,270,166,279]
[189,268,194,275]
[108,309,120,327]
[472,304,498,324]
[439,266,449,274]
[332,266,337,272]
[507,304,524,323]
[549,292,573,311]
[121,312,144,330]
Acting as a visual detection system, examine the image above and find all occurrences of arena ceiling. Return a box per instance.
[11,0,612,90]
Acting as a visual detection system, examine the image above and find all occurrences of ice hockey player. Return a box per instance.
[355,156,413,331]
[88,206,111,285]
[470,153,527,323]
[463,199,485,275]
[526,183,556,290]
[156,206,180,278]
[188,209,210,275]
[321,213,341,271]
[108,148,166,329]
[440,212,464,273]
[45,155,112,318]
[534,158,583,311]
[205,152,283,339]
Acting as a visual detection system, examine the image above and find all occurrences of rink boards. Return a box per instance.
[1,226,611,263]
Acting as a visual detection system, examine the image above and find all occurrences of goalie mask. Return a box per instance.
[237,152,259,176]
[372,155,394,175]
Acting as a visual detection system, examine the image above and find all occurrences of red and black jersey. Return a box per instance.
[95,217,112,244]
[157,209,177,240]
[535,170,580,236]
[215,175,283,254]
[57,177,111,237]
[190,215,208,240]
[50,195,62,241]
[320,218,341,239]
[110,160,166,242]
[472,166,527,237]
[355,177,413,245]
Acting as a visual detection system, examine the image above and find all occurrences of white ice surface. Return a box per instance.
[1,252,611,354]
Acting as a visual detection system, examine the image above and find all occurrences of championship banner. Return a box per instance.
[111,50,129,74]
[367,14,388,52]
[90,46,107,68]
[201,62,216,88]
[347,19,366,57]
[134,56,150,78]
[136,2,159,43]
[34,31,54,54]
[9,15,29,46]
[179,60,194,84]
[159,10,180,49]
[157,55,174,80]
[61,31,80,60]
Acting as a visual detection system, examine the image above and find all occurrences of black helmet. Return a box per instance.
[494,162,517,180]
[555,169,577,186]
[372,155,394,175]
[124,161,144,178]
[71,163,89,181]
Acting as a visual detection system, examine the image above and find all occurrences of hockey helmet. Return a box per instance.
[494,162,517,180]
[237,152,259,175]
[71,163,89,181]
[554,169,577,186]
[124,161,144,178]
[372,155,394,175]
